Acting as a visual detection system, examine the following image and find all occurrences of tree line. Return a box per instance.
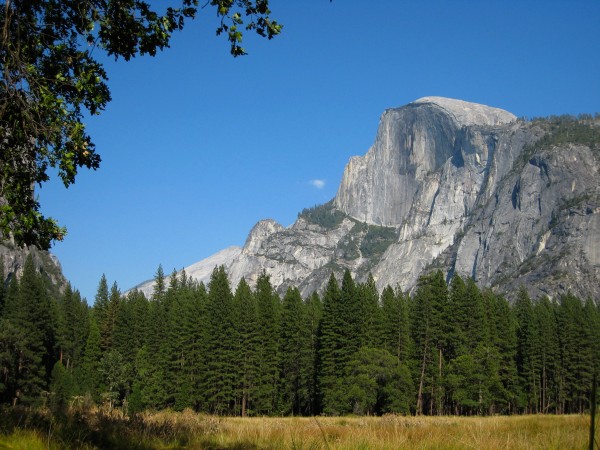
[1,257,598,416]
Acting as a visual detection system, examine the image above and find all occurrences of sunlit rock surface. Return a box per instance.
[132,98,599,301]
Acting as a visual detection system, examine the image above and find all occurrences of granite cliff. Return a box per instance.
[0,241,66,290]
[134,97,600,300]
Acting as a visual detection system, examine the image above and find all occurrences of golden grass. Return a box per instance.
[139,412,589,449]
[191,416,588,450]
[0,409,590,449]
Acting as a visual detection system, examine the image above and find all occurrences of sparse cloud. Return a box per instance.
[309,179,326,189]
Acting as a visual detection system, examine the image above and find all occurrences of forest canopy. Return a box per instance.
[1,260,598,417]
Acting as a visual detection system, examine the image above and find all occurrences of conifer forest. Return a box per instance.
[0,256,598,418]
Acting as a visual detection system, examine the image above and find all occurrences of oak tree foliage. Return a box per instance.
[0,0,281,248]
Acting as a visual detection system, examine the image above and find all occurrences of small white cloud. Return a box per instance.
[309,179,326,189]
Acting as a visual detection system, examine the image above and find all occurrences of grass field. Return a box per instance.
[0,408,592,449]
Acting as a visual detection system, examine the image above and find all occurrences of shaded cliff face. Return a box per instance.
[452,139,600,299]
[1,195,67,290]
[0,242,66,291]
[132,98,599,301]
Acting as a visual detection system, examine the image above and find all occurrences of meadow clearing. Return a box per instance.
[0,408,591,449]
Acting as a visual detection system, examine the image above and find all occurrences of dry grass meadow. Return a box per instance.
[0,408,592,449]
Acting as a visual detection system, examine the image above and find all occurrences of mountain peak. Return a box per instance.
[412,96,517,127]
[243,219,285,255]
[129,103,599,302]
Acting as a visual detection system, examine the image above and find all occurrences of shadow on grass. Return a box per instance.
[0,406,190,449]
[0,406,273,449]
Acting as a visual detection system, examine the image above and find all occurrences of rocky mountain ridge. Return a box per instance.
[133,97,600,301]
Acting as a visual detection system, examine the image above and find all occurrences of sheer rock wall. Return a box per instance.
[133,98,599,301]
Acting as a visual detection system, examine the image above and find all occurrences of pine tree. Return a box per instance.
[118,289,149,409]
[187,281,207,410]
[49,360,73,411]
[163,268,179,318]
[557,293,593,413]
[473,341,504,415]
[139,301,167,408]
[345,347,413,415]
[317,272,349,414]
[533,296,559,413]
[253,271,280,415]
[305,291,322,415]
[358,274,383,349]
[585,298,600,381]
[128,290,149,352]
[203,266,237,414]
[340,270,361,357]
[233,278,260,416]
[112,292,134,369]
[445,276,490,414]
[448,275,486,358]
[410,270,448,415]
[165,272,199,411]
[15,256,56,404]
[57,284,89,371]
[137,267,172,409]
[381,285,411,365]
[278,286,311,415]
[93,274,111,353]
[99,349,129,408]
[463,278,486,349]
[1,274,20,323]
[152,264,166,303]
[112,290,142,403]
[447,274,467,359]
[446,351,482,415]
[106,281,122,349]
[0,275,21,405]
[79,317,103,400]
[514,287,540,413]
[485,290,518,414]
[160,275,180,408]
[0,318,28,405]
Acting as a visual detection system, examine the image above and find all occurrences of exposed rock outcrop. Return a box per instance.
[334,97,517,227]
[0,241,66,291]
[132,98,599,301]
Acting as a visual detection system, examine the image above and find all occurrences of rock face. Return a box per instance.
[335,97,516,227]
[1,197,67,291]
[0,242,66,291]
[226,215,383,295]
[133,97,600,301]
[449,141,600,299]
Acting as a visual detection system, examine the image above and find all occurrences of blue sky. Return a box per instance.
[39,0,600,302]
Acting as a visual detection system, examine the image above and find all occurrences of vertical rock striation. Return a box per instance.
[334,97,517,226]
